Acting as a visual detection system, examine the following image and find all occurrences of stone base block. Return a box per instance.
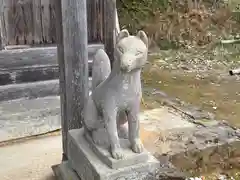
[84,129,149,169]
[52,161,80,180]
[67,128,160,180]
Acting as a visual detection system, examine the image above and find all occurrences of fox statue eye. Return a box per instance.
[136,51,142,56]
[118,47,124,53]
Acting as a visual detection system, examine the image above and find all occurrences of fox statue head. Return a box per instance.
[115,29,148,72]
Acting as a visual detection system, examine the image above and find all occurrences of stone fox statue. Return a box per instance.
[83,29,148,159]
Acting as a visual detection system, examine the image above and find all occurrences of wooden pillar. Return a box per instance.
[55,0,67,161]
[103,0,116,67]
[57,0,89,160]
[0,0,6,49]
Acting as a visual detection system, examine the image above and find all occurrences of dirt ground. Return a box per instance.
[0,134,61,180]
[141,47,240,179]
[143,46,240,128]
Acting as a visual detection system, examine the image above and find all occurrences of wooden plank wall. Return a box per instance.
[0,0,116,59]
[0,0,56,46]
[87,0,116,63]
[87,0,104,43]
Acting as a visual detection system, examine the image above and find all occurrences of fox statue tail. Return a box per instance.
[92,49,111,90]
[83,49,111,132]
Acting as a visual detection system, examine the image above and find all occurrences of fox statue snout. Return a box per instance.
[120,53,136,72]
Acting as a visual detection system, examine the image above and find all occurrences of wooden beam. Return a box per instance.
[0,78,92,102]
[0,63,94,86]
[0,44,103,69]
[0,65,59,85]
[60,0,89,159]
[0,79,60,101]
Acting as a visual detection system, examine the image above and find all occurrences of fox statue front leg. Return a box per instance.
[102,104,124,159]
[128,102,144,153]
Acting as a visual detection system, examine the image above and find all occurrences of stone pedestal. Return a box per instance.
[53,128,161,180]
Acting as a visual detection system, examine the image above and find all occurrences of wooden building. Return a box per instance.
[0,0,117,52]
[0,0,117,149]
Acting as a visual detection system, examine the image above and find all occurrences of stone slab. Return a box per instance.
[0,96,61,142]
[138,108,240,173]
[139,108,195,132]
[67,128,160,180]
[84,130,149,169]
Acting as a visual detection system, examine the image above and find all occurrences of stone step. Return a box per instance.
[0,96,61,142]
[0,43,103,85]
[0,65,59,85]
[0,78,92,102]
[0,61,93,85]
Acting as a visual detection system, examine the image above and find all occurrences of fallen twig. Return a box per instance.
[221,39,240,44]
[229,68,240,76]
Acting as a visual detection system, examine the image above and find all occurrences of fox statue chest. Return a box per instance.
[92,69,142,112]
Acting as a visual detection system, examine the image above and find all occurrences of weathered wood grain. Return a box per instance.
[87,0,103,42]
[0,45,101,86]
[87,0,116,62]
[11,0,25,44]
[0,0,119,46]
[32,0,42,44]
[0,78,92,102]
[0,47,57,69]
[0,44,103,69]
[41,0,51,43]
[3,0,33,45]
[5,0,14,45]
[0,65,59,85]
[50,0,56,43]
[61,0,89,159]
[0,62,93,86]
[0,0,56,45]
[97,0,103,41]
[0,79,59,101]
[55,0,67,161]
[103,0,116,66]
[87,0,92,41]
[23,0,34,44]
[0,0,6,48]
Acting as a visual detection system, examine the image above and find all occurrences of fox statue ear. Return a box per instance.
[137,30,148,47]
[117,29,129,42]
